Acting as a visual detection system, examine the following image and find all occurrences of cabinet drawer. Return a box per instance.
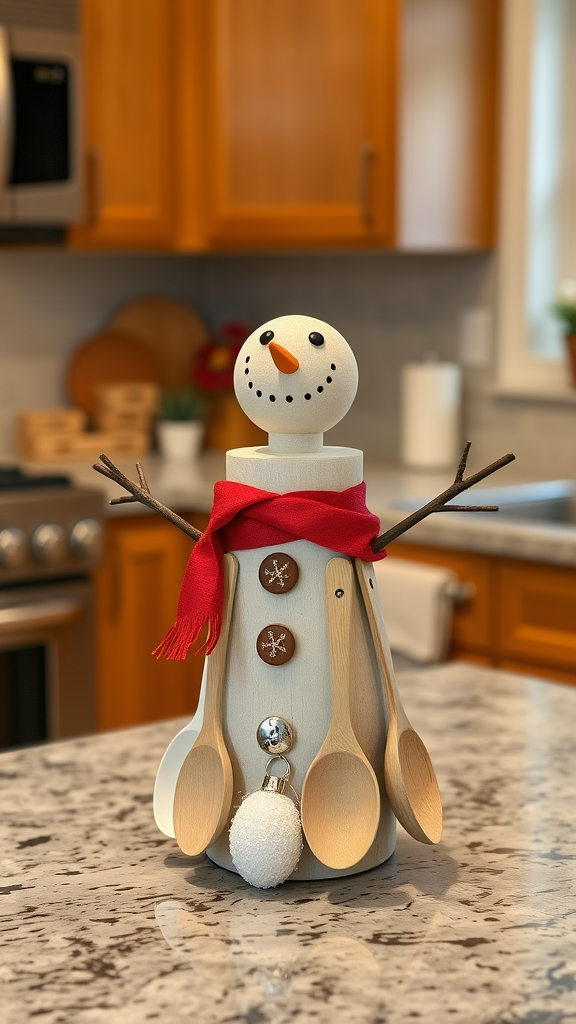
[496,560,576,672]
[386,542,494,654]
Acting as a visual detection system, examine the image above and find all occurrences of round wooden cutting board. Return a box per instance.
[67,331,162,419]
[108,296,210,390]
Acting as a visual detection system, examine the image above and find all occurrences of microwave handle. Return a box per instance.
[0,596,84,634]
[0,26,13,190]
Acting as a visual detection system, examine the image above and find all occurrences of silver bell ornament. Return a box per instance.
[229,745,303,889]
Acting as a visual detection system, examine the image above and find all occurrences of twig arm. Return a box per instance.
[93,454,203,542]
[371,446,515,553]
[454,440,472,483]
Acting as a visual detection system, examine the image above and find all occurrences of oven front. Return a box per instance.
[0,576,96,749]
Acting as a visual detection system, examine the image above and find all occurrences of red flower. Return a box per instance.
[190,322,251,393]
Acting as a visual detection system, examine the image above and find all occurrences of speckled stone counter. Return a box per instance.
[2,663,575,1024]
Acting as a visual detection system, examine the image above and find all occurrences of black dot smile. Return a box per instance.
[246,355,336,404]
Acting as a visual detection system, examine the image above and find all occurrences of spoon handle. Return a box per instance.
[300,557,381,870]
[325,557,356,733]
[202,553,239,737]
[355,559,406,732]
[356,559,442,844]
[173,554,238,855]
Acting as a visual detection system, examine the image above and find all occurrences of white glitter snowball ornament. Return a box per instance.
[229,758,303,888]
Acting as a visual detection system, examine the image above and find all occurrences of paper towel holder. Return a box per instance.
[400,357,462,471]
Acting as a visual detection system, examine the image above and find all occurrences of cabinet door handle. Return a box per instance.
[359,141,374,228]
[86,146,102,225]
[0,26,14,194]
[445,581,477,604]
[0,597,83,633]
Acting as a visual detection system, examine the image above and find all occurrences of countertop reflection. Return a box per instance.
[1,663,575,1023]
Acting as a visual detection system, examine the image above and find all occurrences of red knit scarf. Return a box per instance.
[153,479,386,660]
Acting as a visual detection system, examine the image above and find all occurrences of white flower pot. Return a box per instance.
[156,421,204,463]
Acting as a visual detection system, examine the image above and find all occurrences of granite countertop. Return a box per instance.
[363,464,576,567]
[21,452,225,518]
[2,662,575,1024]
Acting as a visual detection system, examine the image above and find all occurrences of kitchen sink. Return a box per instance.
[391,480,576,526]
[492,493,576,525]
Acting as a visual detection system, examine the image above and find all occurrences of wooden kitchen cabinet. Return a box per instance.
[95,513,208,731]
[389,541,576,683]
[72,0,500,251]
[70,0,176,249]
[188,0,397,248]
[496,559,576,676]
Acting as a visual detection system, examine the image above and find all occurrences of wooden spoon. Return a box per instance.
[355,559,443,845]
[301,557,381,870]
[173,553,238,856]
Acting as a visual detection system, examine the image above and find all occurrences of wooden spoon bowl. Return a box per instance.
[174,745,229,855]
[303,751,381,870]
[173,554,238,856]
[301,557,381,870]
[395,728,442,845]
[356,559,442,846]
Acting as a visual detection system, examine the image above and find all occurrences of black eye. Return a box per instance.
[309,332,324,346]
[260,330,274,345]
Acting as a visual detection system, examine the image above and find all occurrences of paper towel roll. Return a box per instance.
[400,361,461,470]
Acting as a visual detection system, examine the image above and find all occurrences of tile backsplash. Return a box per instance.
[0,249,574,477]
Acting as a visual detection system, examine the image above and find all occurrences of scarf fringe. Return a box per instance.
[152,613,221,661]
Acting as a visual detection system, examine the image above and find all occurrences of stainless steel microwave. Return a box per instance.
[0,16,82,225]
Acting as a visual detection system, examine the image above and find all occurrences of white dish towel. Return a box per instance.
[373,557,458,664]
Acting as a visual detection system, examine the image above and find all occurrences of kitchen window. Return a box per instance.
[496,0,576,397]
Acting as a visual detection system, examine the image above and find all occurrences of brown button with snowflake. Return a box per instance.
[256,624,296,665]
[258,552,299,594]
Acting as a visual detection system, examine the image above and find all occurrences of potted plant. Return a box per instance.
[553,279,576,387]
[156,389,207,463]
[190,322,266,450]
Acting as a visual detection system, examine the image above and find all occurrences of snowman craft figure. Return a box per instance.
[94,315,514,888]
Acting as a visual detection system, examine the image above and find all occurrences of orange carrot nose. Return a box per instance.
[268,341,299,374]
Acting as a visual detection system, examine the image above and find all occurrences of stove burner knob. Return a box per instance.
[32,523,67,564]
[69,519,103,560]
[0,527,27,569]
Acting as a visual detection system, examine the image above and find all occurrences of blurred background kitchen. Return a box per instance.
[1,0,575,750]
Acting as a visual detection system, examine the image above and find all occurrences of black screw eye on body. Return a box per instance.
[309,332,324,346]
[260,330,274,345]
